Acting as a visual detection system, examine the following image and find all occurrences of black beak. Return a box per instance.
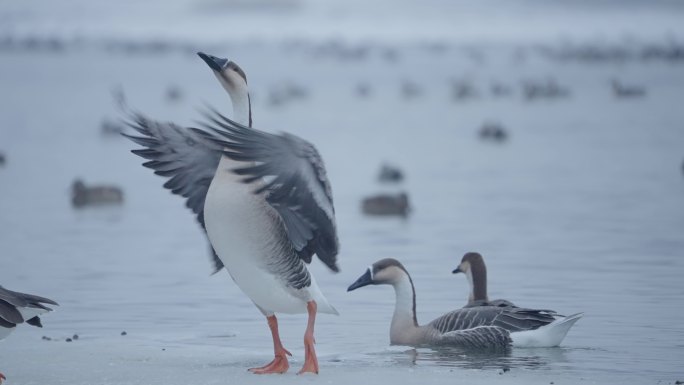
[452,266,462,274]
[197,52,229,72]
[347,269,373,292]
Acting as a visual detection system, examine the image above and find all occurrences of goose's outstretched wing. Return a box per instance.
[429,306,557,334]
[438,325,511,350]
[123,113,225,273]
[197,110,339,272]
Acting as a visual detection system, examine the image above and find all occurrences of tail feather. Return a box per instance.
[511,312,583,347]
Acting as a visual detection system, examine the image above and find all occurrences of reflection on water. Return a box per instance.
[377,346,568,371]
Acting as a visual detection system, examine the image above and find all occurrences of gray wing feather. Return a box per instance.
[0,299,23,324]
[439,326,511,350]
[0,286,58,326]
[198,110,340,272]
[123,113,225,273]
[429,306,557,334]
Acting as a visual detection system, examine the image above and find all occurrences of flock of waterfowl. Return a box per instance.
[2,44,682,380]
[1,52,585,379]
[245,75,644,104]
[2,33,683,65]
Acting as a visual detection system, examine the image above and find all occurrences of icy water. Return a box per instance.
[2,2,684,385]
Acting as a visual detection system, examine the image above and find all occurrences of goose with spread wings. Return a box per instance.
[123,52,339,374]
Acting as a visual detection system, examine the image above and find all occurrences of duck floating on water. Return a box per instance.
[71,179,124,208]
[478,122,508,142]
[453,252,583,347]
[123,52,340,374]
[611,79,646,98]
[361,192,410,217]
[378,163,404,183]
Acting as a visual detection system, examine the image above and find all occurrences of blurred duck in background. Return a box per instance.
[71,179,124,208]
[478,122,509,142]
[377,163,404,183]
[362,192,410,217]
[611,79,646,98]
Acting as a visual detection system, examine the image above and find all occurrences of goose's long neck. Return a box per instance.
[230,91,252,127]
[466,267,488,304]
[389,273,420,344]
[216,87,252,174]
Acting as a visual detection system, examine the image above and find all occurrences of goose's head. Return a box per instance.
[197,52,249,100]
[452,252,486,276]
[347,258,410,291]
[452,252,488,303]
[198,52,252,126]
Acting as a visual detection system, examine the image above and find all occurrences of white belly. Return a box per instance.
[203,159,310,314]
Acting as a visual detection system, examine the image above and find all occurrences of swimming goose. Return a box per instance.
[452,252,514,308]
[453,252,583,347]
[1,285,58,383]
[123,52,339,374]
[347,258,512,350]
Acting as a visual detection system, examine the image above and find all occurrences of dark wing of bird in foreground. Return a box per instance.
[0,286,58,327]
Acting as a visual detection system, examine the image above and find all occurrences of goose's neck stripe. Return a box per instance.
[470,263,488,302]
[407,273,418,327]
[248,93,253,127]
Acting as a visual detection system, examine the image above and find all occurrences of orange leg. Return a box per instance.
[249,315,291,374]
[297,301,319,375]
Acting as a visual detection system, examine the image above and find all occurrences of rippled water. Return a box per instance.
[1,24,684,385]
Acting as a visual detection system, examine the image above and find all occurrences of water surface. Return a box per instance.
[1,3,684,384]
